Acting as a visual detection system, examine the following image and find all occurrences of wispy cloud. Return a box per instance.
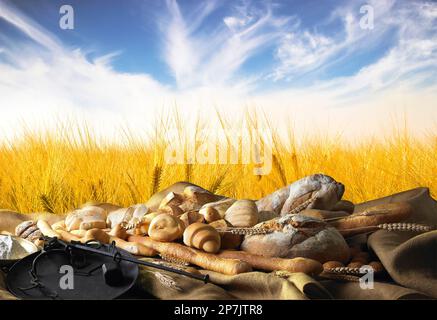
[0,0,436,142]
[161,0,289,89]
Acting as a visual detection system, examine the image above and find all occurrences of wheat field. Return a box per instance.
[0,111,436,214]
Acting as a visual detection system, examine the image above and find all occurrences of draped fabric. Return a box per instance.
[1,187,436,300]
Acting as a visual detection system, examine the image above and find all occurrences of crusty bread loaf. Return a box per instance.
[241,214,350,263]
[256,174,345,216]
[329,202,413,230]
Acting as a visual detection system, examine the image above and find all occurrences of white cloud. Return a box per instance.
[161,0,289,88]
[0,0,436,143]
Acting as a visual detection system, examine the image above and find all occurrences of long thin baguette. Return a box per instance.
[217,250,323,276]
[329,202,412,230]
[111,237,158,257]
[128,235,252,275]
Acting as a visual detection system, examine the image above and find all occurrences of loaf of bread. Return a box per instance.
[256,174,345,216]
[15,220,43,242]
[106,204,148,228]
[328,202,413,230]
[241,214,350,263]
[65,205,108,231]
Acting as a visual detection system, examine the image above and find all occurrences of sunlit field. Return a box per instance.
[0,111,436,215]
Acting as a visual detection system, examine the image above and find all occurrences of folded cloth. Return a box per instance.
[1,187,436,300]
[363,188,437,299]
[134,262,332,299]
[133,188,437,300]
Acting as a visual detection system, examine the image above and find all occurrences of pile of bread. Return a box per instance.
[13,174,414,276]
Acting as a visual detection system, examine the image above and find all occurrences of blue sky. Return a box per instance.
[0,0,436,140]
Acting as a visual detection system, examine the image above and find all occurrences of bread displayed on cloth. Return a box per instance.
[15,220,42,242]
[65,205,108,231]
[241,214,350,263]
[256,174,345,216]
[106,204,148,228]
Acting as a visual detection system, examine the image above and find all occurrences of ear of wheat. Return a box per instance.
[377,223,433,232]
[154,272,182,291]
[318,272,360,282]
[288,192,318,215]
[215,227,273,235]
[325,266,366,275]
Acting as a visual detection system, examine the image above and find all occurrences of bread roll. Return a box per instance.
[183,222,221,253]
[106,204,148,228]
[148,214,185,242]
[241,214,350,263]
[180,211,205,227]
[65,206,107,231]
[209,219,243,249]
[199,206,221,223]
[224,200,258,227]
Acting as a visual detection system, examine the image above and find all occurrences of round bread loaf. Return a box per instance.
[241,214,350,263]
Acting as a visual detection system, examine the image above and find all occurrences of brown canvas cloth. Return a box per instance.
[130,187,437,300]
[363,188,437,299]
[1,187,436,300]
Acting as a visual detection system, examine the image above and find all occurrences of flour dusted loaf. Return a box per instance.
[241,214,350,263]
[256,174,345,216]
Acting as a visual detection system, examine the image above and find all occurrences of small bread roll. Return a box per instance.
[15,221,35,237]
[83,228,110,244]
[158,205,184,217]
[159,192,184,209]
[183,222,221,253]
[148,214,185,242]
[200,198,236,218]
[65,206,107,231]
[108,223,128,240]
[131,212,163,235]
[51,220,66,231]
[183,186,221,205]
[180,211,204,227]
[209,219,243,249]
[369,261,384,273]
[347,261,363,269]
[199,207,221,223]
[224,200,258,227]
[323,261,345,271]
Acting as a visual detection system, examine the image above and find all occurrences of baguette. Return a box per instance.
[217,250,323,275]
[128,235,252,275]
[329,202,412,230]
[111,236,157,257]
